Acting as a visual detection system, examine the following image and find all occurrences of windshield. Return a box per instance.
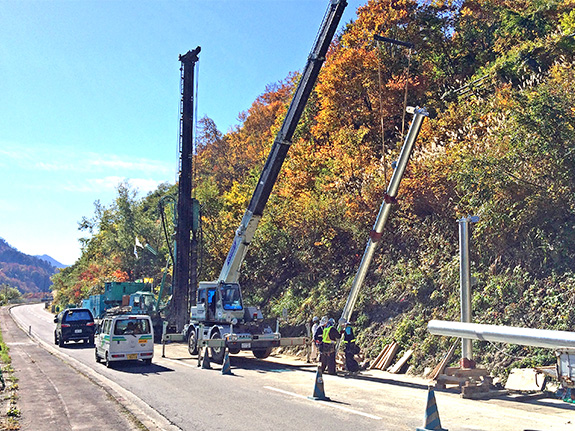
[222,284,242,310]
[114,318,151,335]
[64,309,93,322]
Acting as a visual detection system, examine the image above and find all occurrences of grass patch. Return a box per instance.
[0,309,19,431]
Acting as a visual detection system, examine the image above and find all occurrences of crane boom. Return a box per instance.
[218,0,348,283]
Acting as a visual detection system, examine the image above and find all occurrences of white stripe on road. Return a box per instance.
[159,357,199,369]
[264,386,382,420]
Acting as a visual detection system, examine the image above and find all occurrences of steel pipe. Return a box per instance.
[340,107,428,324]
[428,320,575,350]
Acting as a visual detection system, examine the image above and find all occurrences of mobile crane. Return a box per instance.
[178,0,348,363]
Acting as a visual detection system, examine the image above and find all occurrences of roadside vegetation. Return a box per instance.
[0,318,20,430]
[51,0,575,378]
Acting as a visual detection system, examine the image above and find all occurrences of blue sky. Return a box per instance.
[0,0,365,265]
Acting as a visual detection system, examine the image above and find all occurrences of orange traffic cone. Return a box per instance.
[308,366,330,401]
[416,386,447,431]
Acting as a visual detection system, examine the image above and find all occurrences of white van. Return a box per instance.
[95,314,154,367]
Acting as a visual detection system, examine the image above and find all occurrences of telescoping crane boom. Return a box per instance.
[219,0,347,284]
[183,0,348,363]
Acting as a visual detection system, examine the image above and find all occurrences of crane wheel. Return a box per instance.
[187,328,199,356]
[252,348,272,359]
[210,331,224,364]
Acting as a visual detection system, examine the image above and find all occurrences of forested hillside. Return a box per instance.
[0,238,57,293]
[51,0,575,375]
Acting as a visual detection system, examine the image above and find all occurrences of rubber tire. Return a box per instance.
[210,332,224,364]
[187,328,199,356]
[143,358,152,365]
[95,349,101,363]
[54,332,58,346]
[228,348,241,355]
[87,336,94,346]
[105,352,113,368]
[253,347,272,359]
[58,334,64,347]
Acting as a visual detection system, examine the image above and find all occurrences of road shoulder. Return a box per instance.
[1,304,176,431]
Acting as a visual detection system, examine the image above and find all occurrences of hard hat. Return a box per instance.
[312,316,319,322]
[328,318,335,326]
[338,317,347,325]
[320,316,328,325]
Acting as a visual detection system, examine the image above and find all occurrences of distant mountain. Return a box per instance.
[0,238,58,293]
[34,254,68,269]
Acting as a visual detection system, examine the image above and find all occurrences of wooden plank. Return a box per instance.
[388,349,412,374]
[369,344,390,370]
[444,367,490,378]
[379,342,399,371]
[374,344,392,369]
[430,341,457,380]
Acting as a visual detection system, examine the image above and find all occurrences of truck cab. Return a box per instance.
[128,291,156,315]
[187,281,277,363]
[191,282,245,324]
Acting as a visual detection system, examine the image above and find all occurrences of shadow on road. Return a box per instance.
[57,341,94,350]
[102,361,175,375]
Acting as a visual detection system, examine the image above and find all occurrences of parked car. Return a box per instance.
[54,308,95,347]
[95,314,154,367]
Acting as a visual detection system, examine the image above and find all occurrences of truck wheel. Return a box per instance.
[228,348,241,355]
[210,332,224,364]
[187,328,199,356]
[253,348,272,359]
[95,349,101,363]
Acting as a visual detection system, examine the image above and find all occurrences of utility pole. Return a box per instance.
[458,215,479,366]
[172,47,200,331]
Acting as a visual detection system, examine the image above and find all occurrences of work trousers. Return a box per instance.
[320,347,337,375]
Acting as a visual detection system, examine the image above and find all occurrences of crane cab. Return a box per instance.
[191,281,244,324]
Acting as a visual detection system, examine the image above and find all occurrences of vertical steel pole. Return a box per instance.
[458,216,478,360]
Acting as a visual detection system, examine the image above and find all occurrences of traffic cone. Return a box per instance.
[308,366,330,401]
[221,349,233,375]
[200,347,211,370]
[416,386,447,431]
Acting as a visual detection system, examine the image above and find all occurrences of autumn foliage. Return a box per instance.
[53,0,575,374]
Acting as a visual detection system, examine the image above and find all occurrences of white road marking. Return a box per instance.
[264,386,382,420]
[159,357,199,369]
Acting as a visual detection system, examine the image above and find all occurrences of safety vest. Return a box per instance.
[322,326,335,344]
[342,326,356,344]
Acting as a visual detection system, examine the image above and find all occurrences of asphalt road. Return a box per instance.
[9,303,575,431]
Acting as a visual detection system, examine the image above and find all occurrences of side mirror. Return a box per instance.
[53,317,58,323]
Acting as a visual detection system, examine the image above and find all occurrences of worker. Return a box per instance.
[309,316,320,362]
[314,316,327,354]
[339,317,360,374]
[320,317,341,375]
